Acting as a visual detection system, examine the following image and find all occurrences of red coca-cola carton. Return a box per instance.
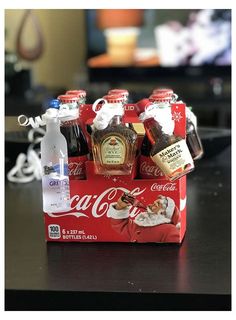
[44,102,188,243]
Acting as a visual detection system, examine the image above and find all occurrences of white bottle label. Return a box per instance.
[42,161,70,213]
[151,139,194,180]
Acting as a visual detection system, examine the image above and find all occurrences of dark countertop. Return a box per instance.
[5,147,231,311]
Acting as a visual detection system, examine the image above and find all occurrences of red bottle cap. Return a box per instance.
[150,88,173,102]
[108,89,129,97]
[57,94,79,103]
[65,89,86,98]
[152,88,173,96]
[135,99,152,115]
[103,94,124,104]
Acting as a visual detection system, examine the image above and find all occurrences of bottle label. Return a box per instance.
[151,139,194,180]
[42,161,70,213]
[101,135,126,165]
[43,162,68,176]
[139,155,164,179]
[68,155,88,180]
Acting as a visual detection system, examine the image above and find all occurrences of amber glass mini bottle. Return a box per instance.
[136,99,194,181]
[150,88,203,160]
[91,95,138,175]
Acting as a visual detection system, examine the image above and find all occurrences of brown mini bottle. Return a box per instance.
[91,94,138,175]
[136,99,194,181]
[151,88,204,160]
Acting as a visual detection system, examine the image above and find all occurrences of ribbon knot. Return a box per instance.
[92,98,124,130]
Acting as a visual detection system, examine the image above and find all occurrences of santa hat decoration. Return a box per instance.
[165,197,175,219]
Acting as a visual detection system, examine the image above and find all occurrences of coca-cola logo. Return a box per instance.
[151,183,177,192]
[47,187,146,219]
[140,161,163,177]
[68,162,84,176]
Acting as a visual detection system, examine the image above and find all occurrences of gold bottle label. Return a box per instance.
[151,139,194,179]
[101,136,126,165]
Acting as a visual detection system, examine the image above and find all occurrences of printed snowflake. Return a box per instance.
[172,111,183,122]
[103,174,111,179]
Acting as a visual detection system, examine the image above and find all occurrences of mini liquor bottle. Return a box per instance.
[41,102,70,213]
[91,94,138,175]
[150,88,203,160]
[138,88,177,179]
[136,99,194,181]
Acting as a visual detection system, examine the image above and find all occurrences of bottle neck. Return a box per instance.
[109,115,122,126]
[155,101,171,108]
[143,117,164,145]
[46,118,60,132]
[61,102,79,110]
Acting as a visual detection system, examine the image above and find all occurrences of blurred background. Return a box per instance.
[5,9,231,161]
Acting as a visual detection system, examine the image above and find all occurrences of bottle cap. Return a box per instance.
[108,89,129,98]
[65,89,86,98]
[49,99,60,109]
[150,88,175,103]
[103,94,124,104]
[149,93,172,103]
[135,99,152,115]
[57,94,79,104]
[152,88,173,96]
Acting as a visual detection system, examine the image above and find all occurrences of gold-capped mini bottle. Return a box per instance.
[91,94,138,175]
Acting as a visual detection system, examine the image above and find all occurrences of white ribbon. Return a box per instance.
[7,127,45,183]
[92,98,124,130]
[11,102,80,184]
[139,103,175,136]
[18,114,46,129]
[18,103,78,129]
[57,103,78,121]
[171,93,178,102]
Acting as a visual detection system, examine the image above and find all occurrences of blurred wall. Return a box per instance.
[5,9,86,89]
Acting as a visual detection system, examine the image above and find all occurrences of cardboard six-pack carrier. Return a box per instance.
[44,102,187,243]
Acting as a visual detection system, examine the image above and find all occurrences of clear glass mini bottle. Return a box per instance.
[41,103,70,213]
